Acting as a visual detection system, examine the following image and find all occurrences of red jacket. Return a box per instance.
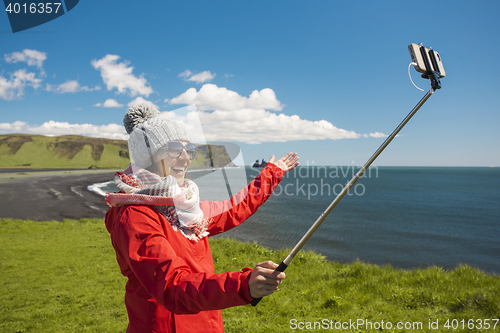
[105,164,284,333]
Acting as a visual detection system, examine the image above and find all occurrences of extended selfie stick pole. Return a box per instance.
[251,89,435,306]
[251,47,443,306]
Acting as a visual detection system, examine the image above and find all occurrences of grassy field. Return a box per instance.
[1,218,499,332]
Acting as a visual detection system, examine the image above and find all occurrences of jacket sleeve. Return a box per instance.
[112,205,254,314]
[200,163,284,236]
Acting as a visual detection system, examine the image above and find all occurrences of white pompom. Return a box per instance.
[123,104,160,134]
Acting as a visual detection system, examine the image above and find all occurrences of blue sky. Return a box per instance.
[1,1,499,166]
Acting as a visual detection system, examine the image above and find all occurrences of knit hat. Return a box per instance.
[124,104,192,169]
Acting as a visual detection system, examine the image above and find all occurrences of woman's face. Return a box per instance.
[152,141,193,185]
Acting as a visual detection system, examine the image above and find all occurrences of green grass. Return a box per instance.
[0,218,127,333]
[1,218,499,332]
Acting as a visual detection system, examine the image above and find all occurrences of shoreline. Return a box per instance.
[0,168,121,180]
[0,170,116,221]
[0,165,240,221]
[0,167,99,172]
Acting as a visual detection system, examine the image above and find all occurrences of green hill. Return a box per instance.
[0,134,130,169]
[0,134,235,170]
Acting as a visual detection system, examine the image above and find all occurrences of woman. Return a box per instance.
[105,104,299,333]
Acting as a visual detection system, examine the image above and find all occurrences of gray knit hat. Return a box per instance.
[124,104,192,169]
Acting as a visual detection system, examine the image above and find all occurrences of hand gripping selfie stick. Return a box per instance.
[251,43,445,306]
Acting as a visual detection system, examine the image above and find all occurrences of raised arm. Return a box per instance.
[200,153,299,236]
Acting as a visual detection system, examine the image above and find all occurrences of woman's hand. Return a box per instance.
[248,261,286,298]
[269,152,299,172]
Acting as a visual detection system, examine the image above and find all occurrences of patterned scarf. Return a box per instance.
[105,163,211,241]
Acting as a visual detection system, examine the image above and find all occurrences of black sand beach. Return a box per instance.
[0,170,116,221]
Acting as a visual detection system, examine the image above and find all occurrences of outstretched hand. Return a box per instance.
[269,152,299,172]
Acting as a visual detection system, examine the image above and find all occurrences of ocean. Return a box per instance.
[90,166,500,275]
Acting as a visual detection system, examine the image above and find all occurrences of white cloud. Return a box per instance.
[102,98,123,108]
[0,121,127,140]
[0,69,42,101]
[178,70,216,84]
[166,84,386,144]
[56,80,80,93]
[222,73,234,79]
[127,96,159,109]
[368,132,388,138]
[169,83,283,111]
[46,80,101,93]
[194,109,361,144]
[178,70,193,79]
[155,108,366,144]
[91,54,153,97]
[4,49,47,69]
[93,98,124,108]
[188,71,216,84]
[0,120,27,132]
[0,112,386,145]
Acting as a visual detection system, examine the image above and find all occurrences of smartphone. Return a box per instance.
[408,43,445,78]
[425,48,446,78]
[408,43,427,74]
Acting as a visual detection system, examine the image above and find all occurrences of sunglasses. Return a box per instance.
[156,142,197,160]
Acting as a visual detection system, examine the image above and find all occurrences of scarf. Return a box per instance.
[105,163,211,241]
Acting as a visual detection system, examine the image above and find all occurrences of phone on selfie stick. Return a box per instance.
[408,43,445,90]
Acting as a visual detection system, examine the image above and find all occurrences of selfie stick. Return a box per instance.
[251,45,444,306]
